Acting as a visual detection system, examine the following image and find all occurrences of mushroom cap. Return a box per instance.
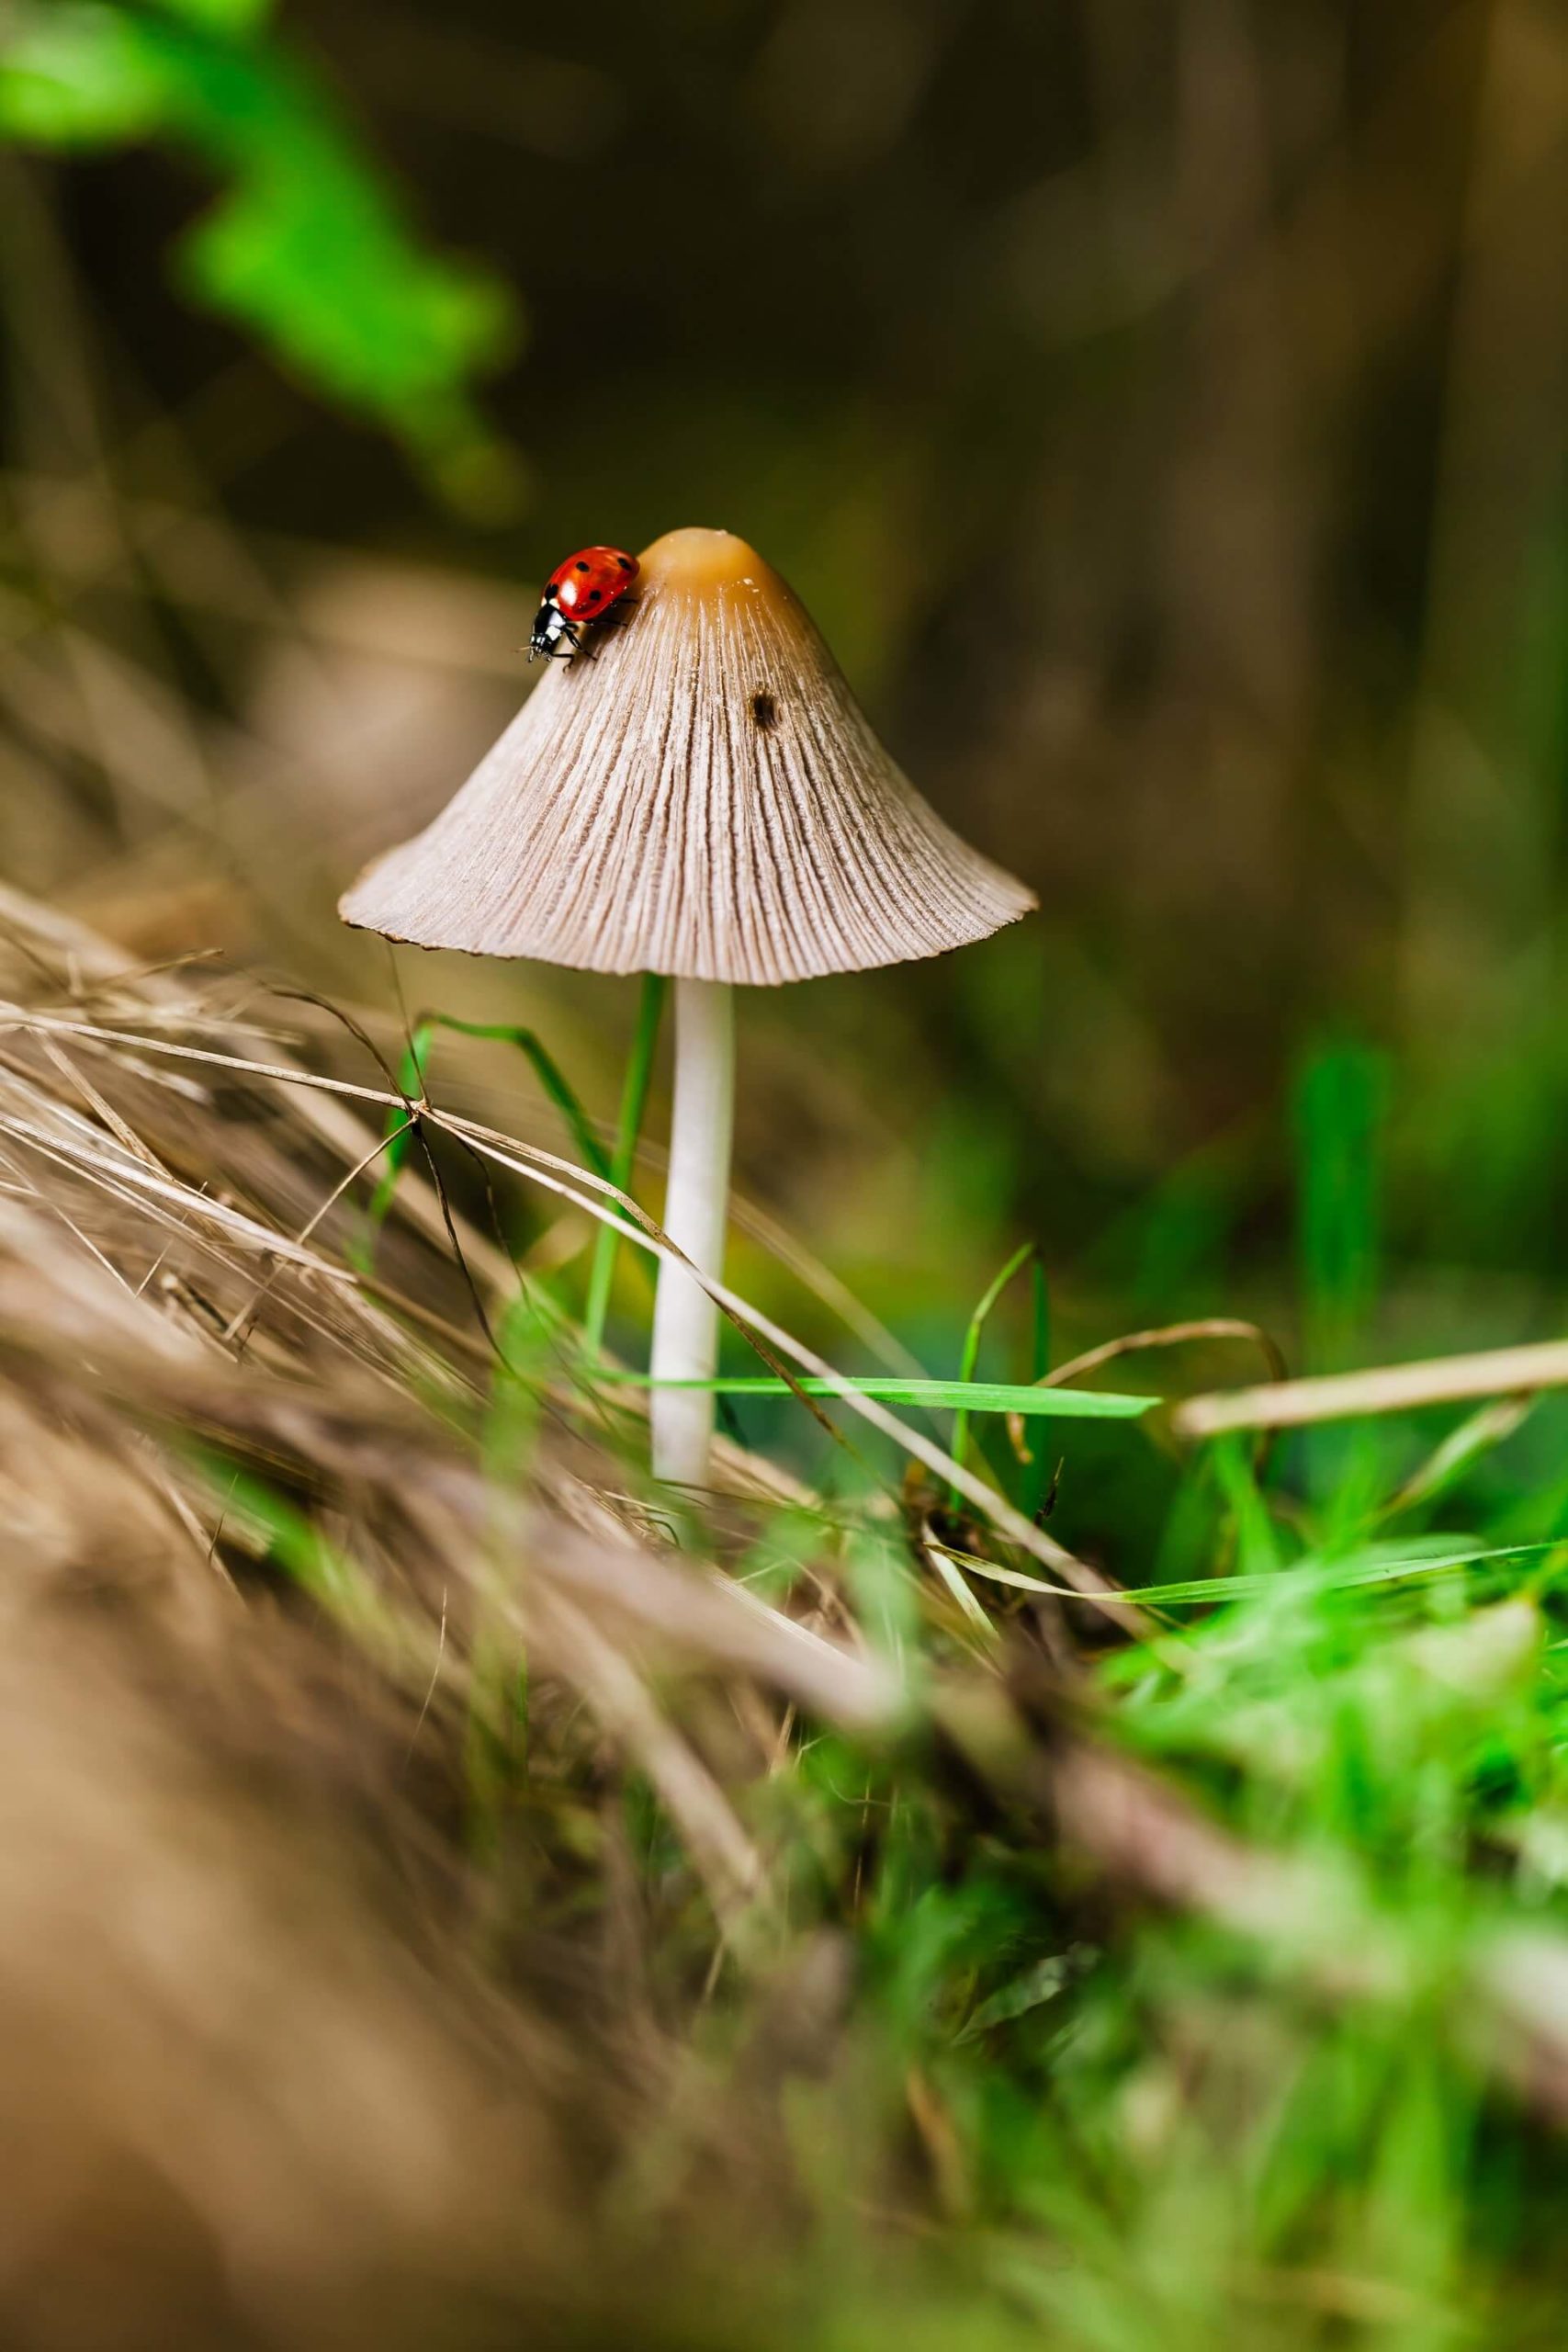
[339,527,1035,987]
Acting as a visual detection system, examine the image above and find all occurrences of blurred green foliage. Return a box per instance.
[0,0,518,500]
[1295,1044,1386,1376]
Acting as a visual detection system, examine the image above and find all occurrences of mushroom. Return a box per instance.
[341,527,1035,1487]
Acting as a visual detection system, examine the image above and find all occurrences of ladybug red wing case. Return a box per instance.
[528,545,639,662]
[548,546,638,614]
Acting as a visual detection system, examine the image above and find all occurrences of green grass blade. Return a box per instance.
[936,1530,1567,1611]
[920,1535,1000,1642]
[1021,1258,1055,1517]
[951,1239,1037,1505]
[1294,1039,1385,1371]
[597,1374,1153,1419]
[581,974,666,1363]
[443,1018,611,1182]
[1374,1396,1537,1525]
[1122,1538,1561,1607]
[1030,1259,1051,1382]
[346,1020,434,1271]
[355,1012,612,1273]
[1293,1039,1387,1530]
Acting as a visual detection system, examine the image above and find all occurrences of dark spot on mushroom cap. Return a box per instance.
[750,690,778,730]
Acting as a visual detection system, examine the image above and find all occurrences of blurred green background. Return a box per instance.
[1,0,1564,1457]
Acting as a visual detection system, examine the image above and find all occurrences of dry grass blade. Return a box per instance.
[1173,1340,1568,1438]
[435,1112,1139,1616]
[0,1187,895,1706]
[0,995,1138,1614]
[1043,1316,1289,1392]
[535,1589,771,1939]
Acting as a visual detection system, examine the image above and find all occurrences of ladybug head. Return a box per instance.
[528,598,573,662]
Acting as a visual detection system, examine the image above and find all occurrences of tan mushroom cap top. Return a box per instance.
[339,526,1036,987]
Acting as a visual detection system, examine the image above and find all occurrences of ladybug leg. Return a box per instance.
[593,598,638,646]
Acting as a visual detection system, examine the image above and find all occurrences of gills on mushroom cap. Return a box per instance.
[339,527,1036,988]
[339,526,1039,1491]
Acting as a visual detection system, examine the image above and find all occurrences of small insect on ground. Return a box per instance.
[527,546,639,663]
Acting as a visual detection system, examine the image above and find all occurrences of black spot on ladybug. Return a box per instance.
[750,690,778,730]
[587,588,603,603]
[575,560,590,572]
[618,556,634,571]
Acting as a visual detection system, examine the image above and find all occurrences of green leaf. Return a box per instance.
[955,1953,1074,2041]
[0,4,519,495]
[0,7,173,142]
[151,0,274,30]
[163,37,516,439]
[178,148,513,421]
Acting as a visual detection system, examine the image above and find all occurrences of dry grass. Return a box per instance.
[7,878,1568,2347]
[0,879,897,2345]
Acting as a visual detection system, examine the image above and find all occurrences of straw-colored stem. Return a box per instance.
[1173,1339,1568,1440]
[650,979,736,1485]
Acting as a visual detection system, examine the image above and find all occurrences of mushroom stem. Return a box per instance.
[649,978,736,1486]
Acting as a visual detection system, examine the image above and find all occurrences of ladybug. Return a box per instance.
[528,545,639,662]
